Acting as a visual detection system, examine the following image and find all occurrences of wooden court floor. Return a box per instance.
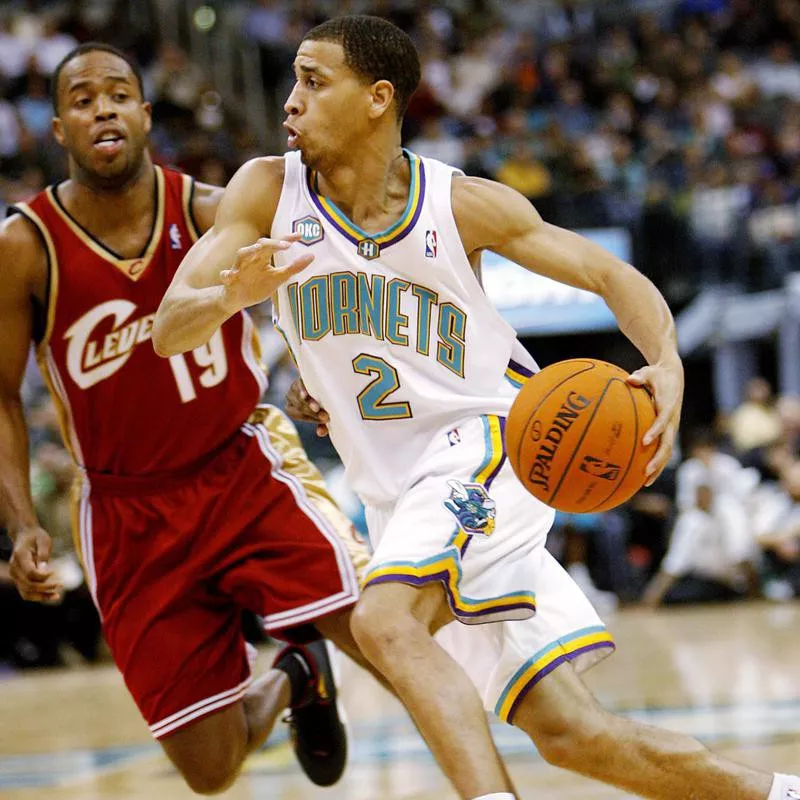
[2,602,800,799]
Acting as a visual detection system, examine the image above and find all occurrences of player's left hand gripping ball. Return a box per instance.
[626,357,684,485]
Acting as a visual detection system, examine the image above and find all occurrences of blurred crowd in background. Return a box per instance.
[1,0,800,671]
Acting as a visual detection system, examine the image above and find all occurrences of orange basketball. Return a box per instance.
[505,358,658,513]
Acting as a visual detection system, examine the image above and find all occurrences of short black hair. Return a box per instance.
[52,42,145,113]
[303,15,421,119]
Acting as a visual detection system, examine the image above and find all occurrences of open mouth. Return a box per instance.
[93,130,126,154]
[283,122,300,148]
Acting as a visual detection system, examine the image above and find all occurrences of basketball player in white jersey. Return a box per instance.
[153,15,800,800]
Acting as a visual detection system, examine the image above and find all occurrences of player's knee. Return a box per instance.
[350,594,421,664]
[181,757,240,796]
[520,706,615,771]
[169,736,243,796]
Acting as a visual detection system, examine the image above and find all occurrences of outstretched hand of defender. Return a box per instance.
[9,526,63,603]
[219,232,314,313]
[285,378,330,437]
[627,358,684,485]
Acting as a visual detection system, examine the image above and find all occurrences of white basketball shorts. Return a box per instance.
[362,413,615,723]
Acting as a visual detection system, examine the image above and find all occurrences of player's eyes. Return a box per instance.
[75,97,91,108]
[113,93,129,102]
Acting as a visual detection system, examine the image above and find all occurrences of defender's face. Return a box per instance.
[53,51,151,187]
[284,41,373,169]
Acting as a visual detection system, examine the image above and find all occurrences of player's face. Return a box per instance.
[52,51,152,189]
[284,41,377,170]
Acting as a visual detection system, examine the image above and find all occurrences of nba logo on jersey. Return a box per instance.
[293,215,324,245]
[358,239,380,260]
[169,223,182,250]
[425,230,438,258]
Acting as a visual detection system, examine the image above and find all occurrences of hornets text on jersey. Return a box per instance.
[272,150,538,506]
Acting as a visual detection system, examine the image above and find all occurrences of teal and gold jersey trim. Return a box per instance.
[306,149,426,252]
[504,358,535,389]
[363,547,536,623]
[494,625,616,722]
[450,415,507,555]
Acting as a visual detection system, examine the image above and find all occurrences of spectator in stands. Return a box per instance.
[15,68,50,142]
[688,162,750,285]
[727,377,784,459]
[747,176,800,288]
[407,116,466,169]
[749,40,800,101]
[642,482,761,606]
[753,459,800,599]
[677,427,761,510]
[31,15,77,78]
[243,0,295,92]
[0,15,31,99]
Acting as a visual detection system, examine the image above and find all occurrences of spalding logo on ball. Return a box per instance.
[505,358,658,513]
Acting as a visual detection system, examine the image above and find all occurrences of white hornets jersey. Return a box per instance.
[272,149,538,506]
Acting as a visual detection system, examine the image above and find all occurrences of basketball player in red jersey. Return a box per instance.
[0,43,374,795]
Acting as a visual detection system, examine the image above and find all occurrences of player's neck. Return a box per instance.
[61,153,155,225]
[315,136,408,229]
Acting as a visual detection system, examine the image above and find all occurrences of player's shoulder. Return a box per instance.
[216,156,287,232]
[233,155,287,190]
[0,209,49,298]
[451,174,539,253]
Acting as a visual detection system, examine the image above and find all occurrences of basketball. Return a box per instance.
[505,358,658,513]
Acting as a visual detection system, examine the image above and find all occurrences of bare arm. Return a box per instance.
[153,157,312,356]
[453,176,684,480]
[0,215,44,537]
[0,215,61,601]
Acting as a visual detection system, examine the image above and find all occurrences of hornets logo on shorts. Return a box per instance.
[444,479,497,536]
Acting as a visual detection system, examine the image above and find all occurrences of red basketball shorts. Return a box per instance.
[72,406,367,739]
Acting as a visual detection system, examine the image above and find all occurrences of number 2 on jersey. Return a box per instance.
[352,354,412,420]
[168,329,229,403]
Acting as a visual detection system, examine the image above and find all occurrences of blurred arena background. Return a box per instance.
[1,1,800,798]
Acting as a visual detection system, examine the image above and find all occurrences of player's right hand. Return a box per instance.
[219,232,314,314]
[285,378,330,437]
[9,526,63,603]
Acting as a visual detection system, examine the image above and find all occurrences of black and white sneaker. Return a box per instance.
[273,640,347,786]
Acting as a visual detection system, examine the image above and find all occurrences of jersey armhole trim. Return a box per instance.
[7,203,58,348]
[183,175,203,242]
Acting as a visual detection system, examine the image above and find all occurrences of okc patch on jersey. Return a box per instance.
[444,479,496,536]
[425,230,437,258]
[292,215,324,245]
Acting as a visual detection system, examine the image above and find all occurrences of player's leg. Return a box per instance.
[512,662,792,800]
[350,579,516,799]
[158,668,286,795]
[484,548,797,800]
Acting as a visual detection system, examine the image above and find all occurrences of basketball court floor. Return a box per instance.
[2,602,799,799]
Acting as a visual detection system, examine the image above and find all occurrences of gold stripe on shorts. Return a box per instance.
[250,405,371,582]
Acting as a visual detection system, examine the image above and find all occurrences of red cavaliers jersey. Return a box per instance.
[13,166,265,476]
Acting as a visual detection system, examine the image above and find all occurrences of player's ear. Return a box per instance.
[143,101,152,135]
[368,80,395,120]
[52,115,66,147]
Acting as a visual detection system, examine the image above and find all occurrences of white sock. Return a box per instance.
[471,795,516,800]
[768,774,800,799]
